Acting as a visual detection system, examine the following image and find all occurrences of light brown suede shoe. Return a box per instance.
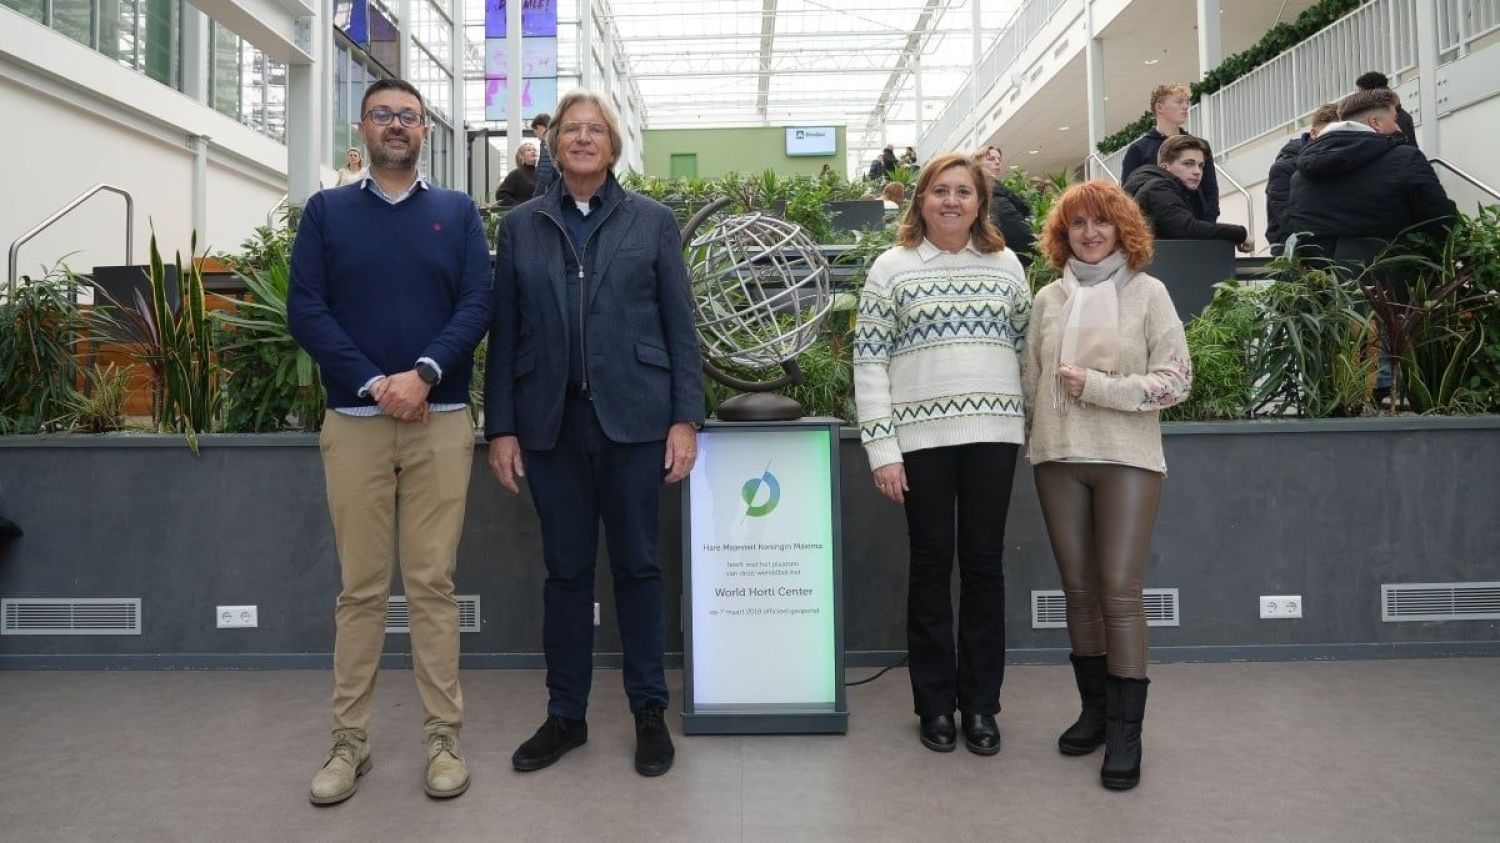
[424,728,470,799]
[309,729,372,806]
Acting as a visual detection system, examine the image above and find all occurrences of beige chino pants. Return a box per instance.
[318,409,474,735]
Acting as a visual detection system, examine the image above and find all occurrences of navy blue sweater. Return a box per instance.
[287,183,492,409]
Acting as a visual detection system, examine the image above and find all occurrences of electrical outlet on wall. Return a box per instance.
[217,605,258,628]
[1259,595,1303,619]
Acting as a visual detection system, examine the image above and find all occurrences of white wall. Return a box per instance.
[2,9,287,284]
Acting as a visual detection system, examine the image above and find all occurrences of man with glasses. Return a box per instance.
[289,78,491,805]
[485,90,704,778]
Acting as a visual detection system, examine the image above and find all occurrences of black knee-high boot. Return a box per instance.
[1058,653,1108,755]
[1101,675,1149,790]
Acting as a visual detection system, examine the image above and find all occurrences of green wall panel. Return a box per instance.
[642,126,846,179]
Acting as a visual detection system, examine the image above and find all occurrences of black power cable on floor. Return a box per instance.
[844,654,908,687]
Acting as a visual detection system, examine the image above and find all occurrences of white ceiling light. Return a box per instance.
[1144,58,1160,65]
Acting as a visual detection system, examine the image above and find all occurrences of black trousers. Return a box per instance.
[522,398,668,720]
[901,442,1018,717]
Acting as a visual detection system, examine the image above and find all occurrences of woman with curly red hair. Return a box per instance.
[1021,180,1191,791]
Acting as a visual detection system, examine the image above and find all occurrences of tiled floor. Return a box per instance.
[1,659,1497,841]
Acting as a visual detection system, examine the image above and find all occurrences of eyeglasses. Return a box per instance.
[364,108,427,128]
[559,122,609,139]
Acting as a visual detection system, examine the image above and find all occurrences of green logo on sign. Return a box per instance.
[740,469,781,518]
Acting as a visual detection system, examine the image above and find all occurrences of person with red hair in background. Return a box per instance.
[1021,181,1192,791]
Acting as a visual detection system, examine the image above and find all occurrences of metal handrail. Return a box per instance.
[266,194,289,227]
[1085,152,1119,184]
[1213,165,1256,251]
[8,184,134,295]
[1429,157,1500,202]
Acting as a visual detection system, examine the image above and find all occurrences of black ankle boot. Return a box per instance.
[1058,653,1108,755]
[1100,675,1149,790]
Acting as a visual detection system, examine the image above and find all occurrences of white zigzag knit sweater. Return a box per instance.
[854,239,1030,470]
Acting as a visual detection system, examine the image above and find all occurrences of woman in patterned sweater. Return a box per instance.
[854,153,1031,756]
[1021,181,1192,791]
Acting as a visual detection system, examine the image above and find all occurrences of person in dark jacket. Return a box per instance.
[975,145,1036,267]
[494,142,539,206]
[1355,71,1418,147]
[487,90,704,780]
[1265,103,1340,251]
[1285,88,1457,254]
[1124,135,1250,250]
[529,113,557,198]
[1120,84,1220,220]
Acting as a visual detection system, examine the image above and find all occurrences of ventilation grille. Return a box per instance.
[1031,589,1180,629]
[1382,582,1500,622]
[384,595,481,633]
[1,598,142,635]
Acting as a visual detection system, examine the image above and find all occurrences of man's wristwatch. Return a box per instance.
[415,360,440,386]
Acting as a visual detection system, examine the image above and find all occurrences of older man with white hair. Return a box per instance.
[484,90,704,778]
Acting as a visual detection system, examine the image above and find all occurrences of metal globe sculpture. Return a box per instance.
[682,199,834,421]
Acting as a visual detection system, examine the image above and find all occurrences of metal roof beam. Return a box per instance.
[755,0,777,120]
[859,0,948,153]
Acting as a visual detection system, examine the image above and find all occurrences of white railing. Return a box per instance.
[1197,0,1499,158]
[1200,0,1418,155]
[1096,147,1127,182]
[1438,0,1500,56]
[917,0,1074,160]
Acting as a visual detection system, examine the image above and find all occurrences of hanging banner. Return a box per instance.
[486,0,558,37]
[484,1,559,121]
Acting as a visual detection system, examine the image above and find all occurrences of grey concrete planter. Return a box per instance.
[2,416,1498,668]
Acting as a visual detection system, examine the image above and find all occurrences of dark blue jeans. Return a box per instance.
[523,398,668,720]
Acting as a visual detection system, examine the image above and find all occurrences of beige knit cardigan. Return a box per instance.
[1020,271,1192,474]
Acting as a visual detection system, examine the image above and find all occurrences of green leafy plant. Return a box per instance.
[97,232,221,450]
[1164,282,1263,421]
[213,252,324,432]
[1446,207,1500,411]
[0,261,89,433]
[56,363,131,433]
[1248,256,1374,418]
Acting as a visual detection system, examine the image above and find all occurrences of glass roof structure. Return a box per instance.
[604,0,1022,174]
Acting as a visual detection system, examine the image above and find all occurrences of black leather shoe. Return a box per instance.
[918,714,957,753]
[961,712,1001,756]
[633,703,675,777]
[512,715,588,772]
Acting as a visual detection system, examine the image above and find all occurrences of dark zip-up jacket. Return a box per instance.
[485,173,705,448]
[1286,127,1457,245]
[1265,135,1306,246]
[988,182,1036,267]
[1123,165,1247,243]
[1121,127,1221,221]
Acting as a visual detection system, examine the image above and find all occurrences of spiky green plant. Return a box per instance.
[0,260,89,433]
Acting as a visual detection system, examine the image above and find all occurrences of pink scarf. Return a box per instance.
[1054,250,1133,409]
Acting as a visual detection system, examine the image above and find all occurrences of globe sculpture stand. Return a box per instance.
[682,198,835,422]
